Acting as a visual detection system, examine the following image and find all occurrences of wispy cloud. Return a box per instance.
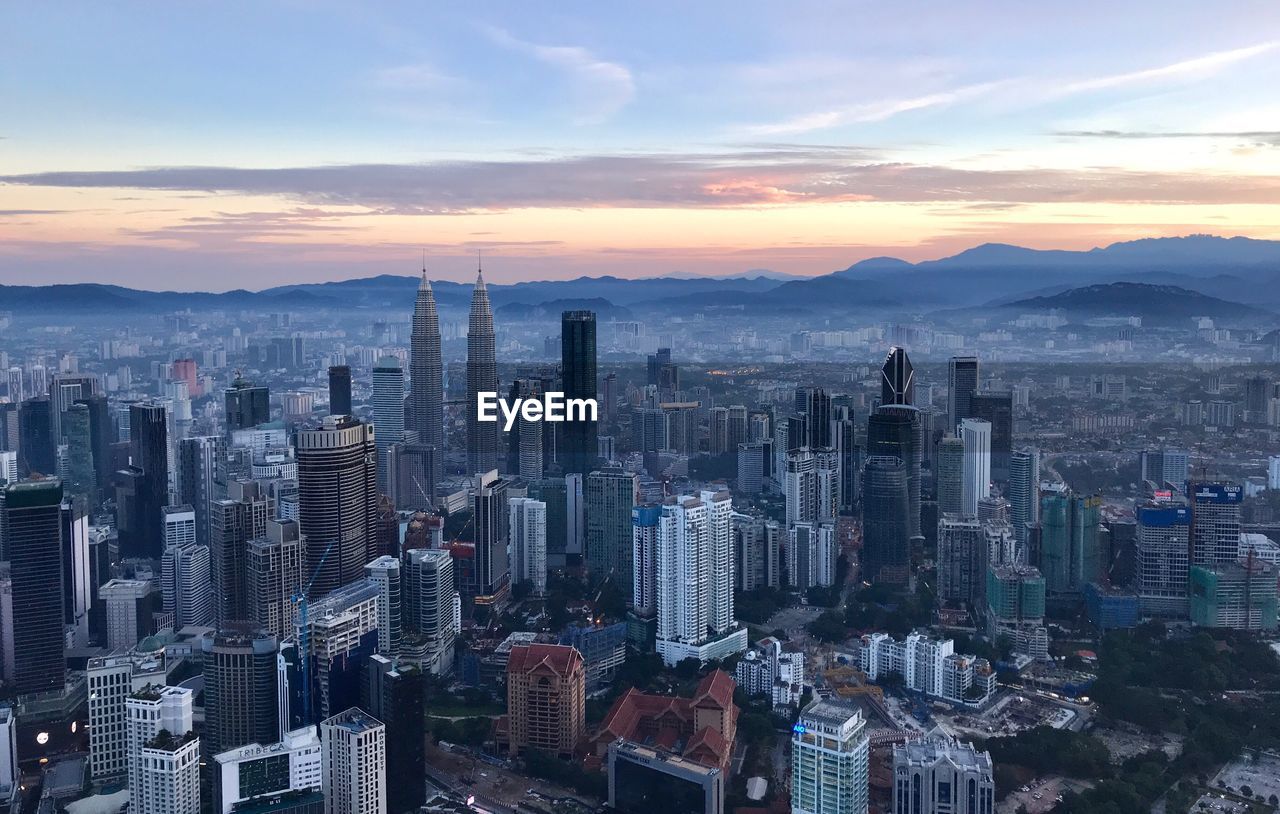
[370,63,466,92]
[484,27,634,124]
[1061,41,1279,94]
[738,83,1001,136]
[6,151,1280,209]
[1056,129,1280,146]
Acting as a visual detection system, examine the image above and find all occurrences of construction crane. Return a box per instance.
[291,533,339,725]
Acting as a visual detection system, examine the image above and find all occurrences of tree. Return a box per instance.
[806,610,847,643]
[675,657,702,679]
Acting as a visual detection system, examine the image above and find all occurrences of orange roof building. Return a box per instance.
[590,669,739,770]
[495,644,585,758]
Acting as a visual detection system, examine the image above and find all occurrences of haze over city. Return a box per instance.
[5,2,1280,288]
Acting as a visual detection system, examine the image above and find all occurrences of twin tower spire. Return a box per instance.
[410,255,497,480]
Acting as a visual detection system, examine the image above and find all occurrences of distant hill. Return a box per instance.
[495,298,634,321]
[1000,282,1274,324]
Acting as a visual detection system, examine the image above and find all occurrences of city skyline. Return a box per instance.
[4,4,1280,288]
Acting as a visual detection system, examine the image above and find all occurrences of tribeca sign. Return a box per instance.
[476,391,597,431]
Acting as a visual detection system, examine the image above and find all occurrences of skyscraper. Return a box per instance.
[296,416,378,599]
[650,490,745,666]
[1136,504,1191,617]
[5,478,67,694]
[1188,481,1242,565]
[498,644,585,759]
[892,738,994,814]
[245,518,304,640]
[49,372,99,443]
[125,402,169,558]
[403,548,459,675]
[63,402,96,506]
[862,456,909,586]
[1007,447,1040,549]
[561,310,599,476]
[371,357,404,493]
[321,708,386,814]
[791,699,869,814]
[18,397,54,476]
[225,378,270,434]
[465,270,499,474]
[585,467,639,588]
[363,556,401,657]
[959,419,991,517]
[202,629,281,756]
[880,347,914,406]
[211,480,271,623]
[328,365,352,417]
[410,271,444,482]
[1038,487,1101,598]
[362,657,424,814]
[937,516,985,606]
[177,434,226,547]
[75,393,113,504]
[968,391,1013,483]
[472,469,510,604]
[867,405,922,540]
[509,497,547,595]
[127,686,200,814]
[936,435,965,516]
[948,356,979,434]
[161,504,215,628]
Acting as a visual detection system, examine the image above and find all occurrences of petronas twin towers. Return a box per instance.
[409,263,499,479]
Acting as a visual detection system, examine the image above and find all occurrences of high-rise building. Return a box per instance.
[585,468,639,588]
[986,563,1047,656]
[225,378,270,434]
[737,442,765,494]
[403,548,459,675]
[735,514,781,592]
[891,738,994,814]
[1138,448,1190,490]
[800,388,832,448]
[62,403,96,506]
[607,740,724,814]
[509,497,547,595]
[784,447,839,528]
[363,557,401,658]
[968,391,1013,483]
[101,578,156,651]
[161,510,215,629]
[791,699,869,814]
[881,347,914,406]
[75,393,114,501]
[1188,481,1242,565]
[371,357,404,493]
[497,644,585,758]
[362,656,425,813]
[947,356,979,434]
[87,652,172,783]
[328,365,353,417]
[202,629,282,756]
[959,419,991,517]
[465,270,499,474]
[650,491,746,666]
[1136,504,1191,617]
[938,515,985,607]
[60,498,92,643]
[211,479,272,623]
[409,271,444,483]
[936,436,965,516]
[211,727,322,814]
[246,519,304,640]
[296,416,378,599]
[1007,448,1040,549]
[561,310,599,476]
[506,377,545,481]
[5,478,67,694]
[18,397,54,476]
[472,469,511,605]
[320,708,386,814]
[389,442,436,511]
[1189,560,1278,631]
[49,372,99,443]
[868,405,922,540]
[124,402,169,558]
[177,435,226,547]
[862,456,909,586]
[127,686,200,814]
[1038,488,1102,598]
[787,521,837,590]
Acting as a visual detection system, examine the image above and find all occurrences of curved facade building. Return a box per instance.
[296,415,378,598]
[409,271,443,481]
[466,270,499,474]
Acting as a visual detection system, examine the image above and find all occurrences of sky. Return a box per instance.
[3,1,1280,289]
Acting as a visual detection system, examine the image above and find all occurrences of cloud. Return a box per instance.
[485,27,634,124]
[370,63,466,92]
[1056,129,1280,146]
[6,151,1280,210]
[1061,41,1279,94]
[738,82,1002,136]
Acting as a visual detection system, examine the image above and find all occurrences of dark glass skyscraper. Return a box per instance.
[947,356,979,434]
[202,629,281,754]
[862,456,910,586]
[5,478,67,694]
[18,397,54,476]
[880,346,914,406]
[74,393,113,502]
[969,391,1014,483]
[410,270,444,481]
[802,388,832,448]
[466,270,499,474]
[867,404,922,541]
[126,402,169,558]
[296,415,378,598]
[225,377,270,434]
[560,310,598,476]
[328,365,352,416]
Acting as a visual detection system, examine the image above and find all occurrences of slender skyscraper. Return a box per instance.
[409,270,443,481]
[371,357,404,494]
[328,365,352,417]
[960,419,992,517]
[948,356,979,434]
[862,456,910,586]
[296,416,378,598]
[127,402,169,559]
[560,310,598,476]
[880,347,914,406]
[5,478,67,694]
[466,269,499,474]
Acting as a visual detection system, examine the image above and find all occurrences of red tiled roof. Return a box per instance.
[507,644,584,677]
[591,669,739,770]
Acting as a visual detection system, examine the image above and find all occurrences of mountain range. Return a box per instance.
[3,235,1278,323]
